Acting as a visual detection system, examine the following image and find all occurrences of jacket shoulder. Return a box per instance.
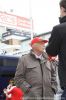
[53,22,66,29]
[21,53,30,59]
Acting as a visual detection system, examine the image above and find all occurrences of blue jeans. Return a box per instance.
[61,88,66,100]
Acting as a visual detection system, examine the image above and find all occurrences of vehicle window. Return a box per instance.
[3,58,18,67]
[0,56,19,67]
[0,58,3,66]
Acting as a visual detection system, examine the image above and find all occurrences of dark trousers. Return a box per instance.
[61,88,66,100]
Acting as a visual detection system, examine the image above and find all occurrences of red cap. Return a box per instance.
[31,37,48,45]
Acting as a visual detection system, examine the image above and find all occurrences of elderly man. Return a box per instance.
[14,37,57,100]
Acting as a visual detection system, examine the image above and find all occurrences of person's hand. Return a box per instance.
[3,88,7,94]
[26,87,31,93]
[48,55,56,61]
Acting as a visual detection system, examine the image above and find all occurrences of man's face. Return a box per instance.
[32,42,45,53]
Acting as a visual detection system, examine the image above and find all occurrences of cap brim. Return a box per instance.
[41,40,48,43]
[30,39,48,46]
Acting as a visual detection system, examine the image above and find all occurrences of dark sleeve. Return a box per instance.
[14,56,31,93]
[46,26,61,56]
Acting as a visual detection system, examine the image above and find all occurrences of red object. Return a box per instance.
[6,86,24,100]
[48,55,56,61]
[31,37,48,45]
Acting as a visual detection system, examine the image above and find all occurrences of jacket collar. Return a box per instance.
[30,50,51,70]
[59,16,66,23]
[30,50,48,62]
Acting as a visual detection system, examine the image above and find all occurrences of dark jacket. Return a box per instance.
[46,16,66,89]
[14,51,57,100]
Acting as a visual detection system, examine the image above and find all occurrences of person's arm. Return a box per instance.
[46,26,61,56]
[14,56,31,93]
[3,88,12,98]
[51,60,58,94]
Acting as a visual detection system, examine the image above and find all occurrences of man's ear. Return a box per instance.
[29,43,32,47]
[63,7,66,12]
[60,7,65,12]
